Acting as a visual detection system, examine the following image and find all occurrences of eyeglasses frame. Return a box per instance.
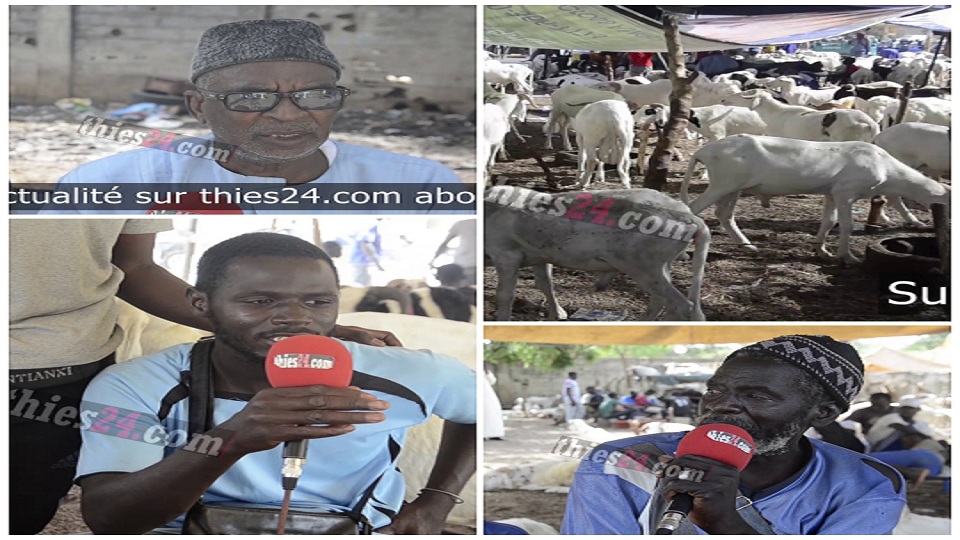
[195,86,352,112]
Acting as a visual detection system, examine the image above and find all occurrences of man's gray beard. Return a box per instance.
[233,144,320,165]
[695,413,809,457]
[752,417,807,456]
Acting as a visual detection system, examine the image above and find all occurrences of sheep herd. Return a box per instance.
[482,49,951,322]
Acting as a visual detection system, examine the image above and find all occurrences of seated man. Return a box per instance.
[562,335,905,534]
[76,232,476,534]
[582,386,605,423]
[599,393,635,421]
[57,19,461,188]
[848,392,893,435]
[871,431,948,487]
[868,398,933,452]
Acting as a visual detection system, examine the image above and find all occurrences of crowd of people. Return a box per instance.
[560,373,704,425]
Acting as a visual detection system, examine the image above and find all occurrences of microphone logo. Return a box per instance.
[705,430,753,454]
[273,353,335,369]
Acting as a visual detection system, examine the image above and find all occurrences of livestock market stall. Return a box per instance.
[482,5,951,323]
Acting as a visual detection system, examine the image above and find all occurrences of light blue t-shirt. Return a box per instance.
[76,340,476,530]
[561,432,906,535]
[37,139,465,214]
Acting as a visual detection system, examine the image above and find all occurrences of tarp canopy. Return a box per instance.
[484,5,934,51]
[886,7,953,32]
[484,5,747,52]
[484,325,949,346]
[863,347,951,373]
[679,6,929,45]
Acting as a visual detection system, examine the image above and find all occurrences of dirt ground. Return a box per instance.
[40,486,86,535]
[483,108,948,322]
[484,416,951,533]
[10,105,475,184]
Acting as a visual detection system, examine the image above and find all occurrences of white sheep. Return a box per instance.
[543,85,625,151]
[571,100,635,188]
[766,77,840,107]
[686,104,767,142]
[485,186,711,321]
[856,95,898,124]
[873,122,950,179]
[680,134,950,264]
[481,103,510,186]
[485,91,536,154]
[880,97,951,129]
[603,78,673,110]
[722,90,879,142]
[604,74,740,110]
[484,59,534,93]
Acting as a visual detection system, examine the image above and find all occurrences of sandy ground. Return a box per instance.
[483,415,636,531]
[484,415,951,533]
[10,106,475,184]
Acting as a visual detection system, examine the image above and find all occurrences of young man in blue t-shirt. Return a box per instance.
[76,232,475,534]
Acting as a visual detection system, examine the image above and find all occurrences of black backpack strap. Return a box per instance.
[187,337,217,436]
[157,377,190,422]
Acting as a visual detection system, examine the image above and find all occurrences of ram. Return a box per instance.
[485,186,710,321]
[680,134,949,264]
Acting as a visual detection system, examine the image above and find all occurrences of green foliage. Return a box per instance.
[484,342,598,370]
[902,333,949,352]
[484,342,736,369]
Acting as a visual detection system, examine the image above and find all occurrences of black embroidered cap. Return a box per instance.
[727,335,864,411]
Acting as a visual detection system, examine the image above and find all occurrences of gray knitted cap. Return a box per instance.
[190,19,341,83]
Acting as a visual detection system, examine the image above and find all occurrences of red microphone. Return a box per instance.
[655,424,755,534]
[265,335,354,490]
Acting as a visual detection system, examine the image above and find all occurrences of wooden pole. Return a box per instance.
[894,81,913,126]
[932,203,950,277]
[643,14,694,191]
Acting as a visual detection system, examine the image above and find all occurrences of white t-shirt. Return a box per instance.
[563,378,581,405]
[867,412,933,446]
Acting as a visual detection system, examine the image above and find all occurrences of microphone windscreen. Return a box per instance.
[147,191,244,214]
[676,423,755,471]
[265,335,353,389]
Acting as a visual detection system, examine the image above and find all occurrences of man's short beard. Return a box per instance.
[752,417,807,456]
[233,144,320,165]
[696,413,810,457]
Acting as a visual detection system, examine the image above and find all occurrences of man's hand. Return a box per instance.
[331,324,402,347]
[658,455,760,535]
[215,386,389,458]
[374,492,456,535]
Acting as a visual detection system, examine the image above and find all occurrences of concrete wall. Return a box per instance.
[489,357,660,407]
[10,5,476,113]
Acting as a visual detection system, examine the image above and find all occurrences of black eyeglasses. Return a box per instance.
[197,86,351,112]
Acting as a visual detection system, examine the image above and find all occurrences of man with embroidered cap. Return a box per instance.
[562,334,907,535]
[56,19,462,188]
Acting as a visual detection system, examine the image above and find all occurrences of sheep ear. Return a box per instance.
[609,82,621,91]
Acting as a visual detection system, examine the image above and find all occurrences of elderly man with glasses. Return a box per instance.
[55,19,462,188]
